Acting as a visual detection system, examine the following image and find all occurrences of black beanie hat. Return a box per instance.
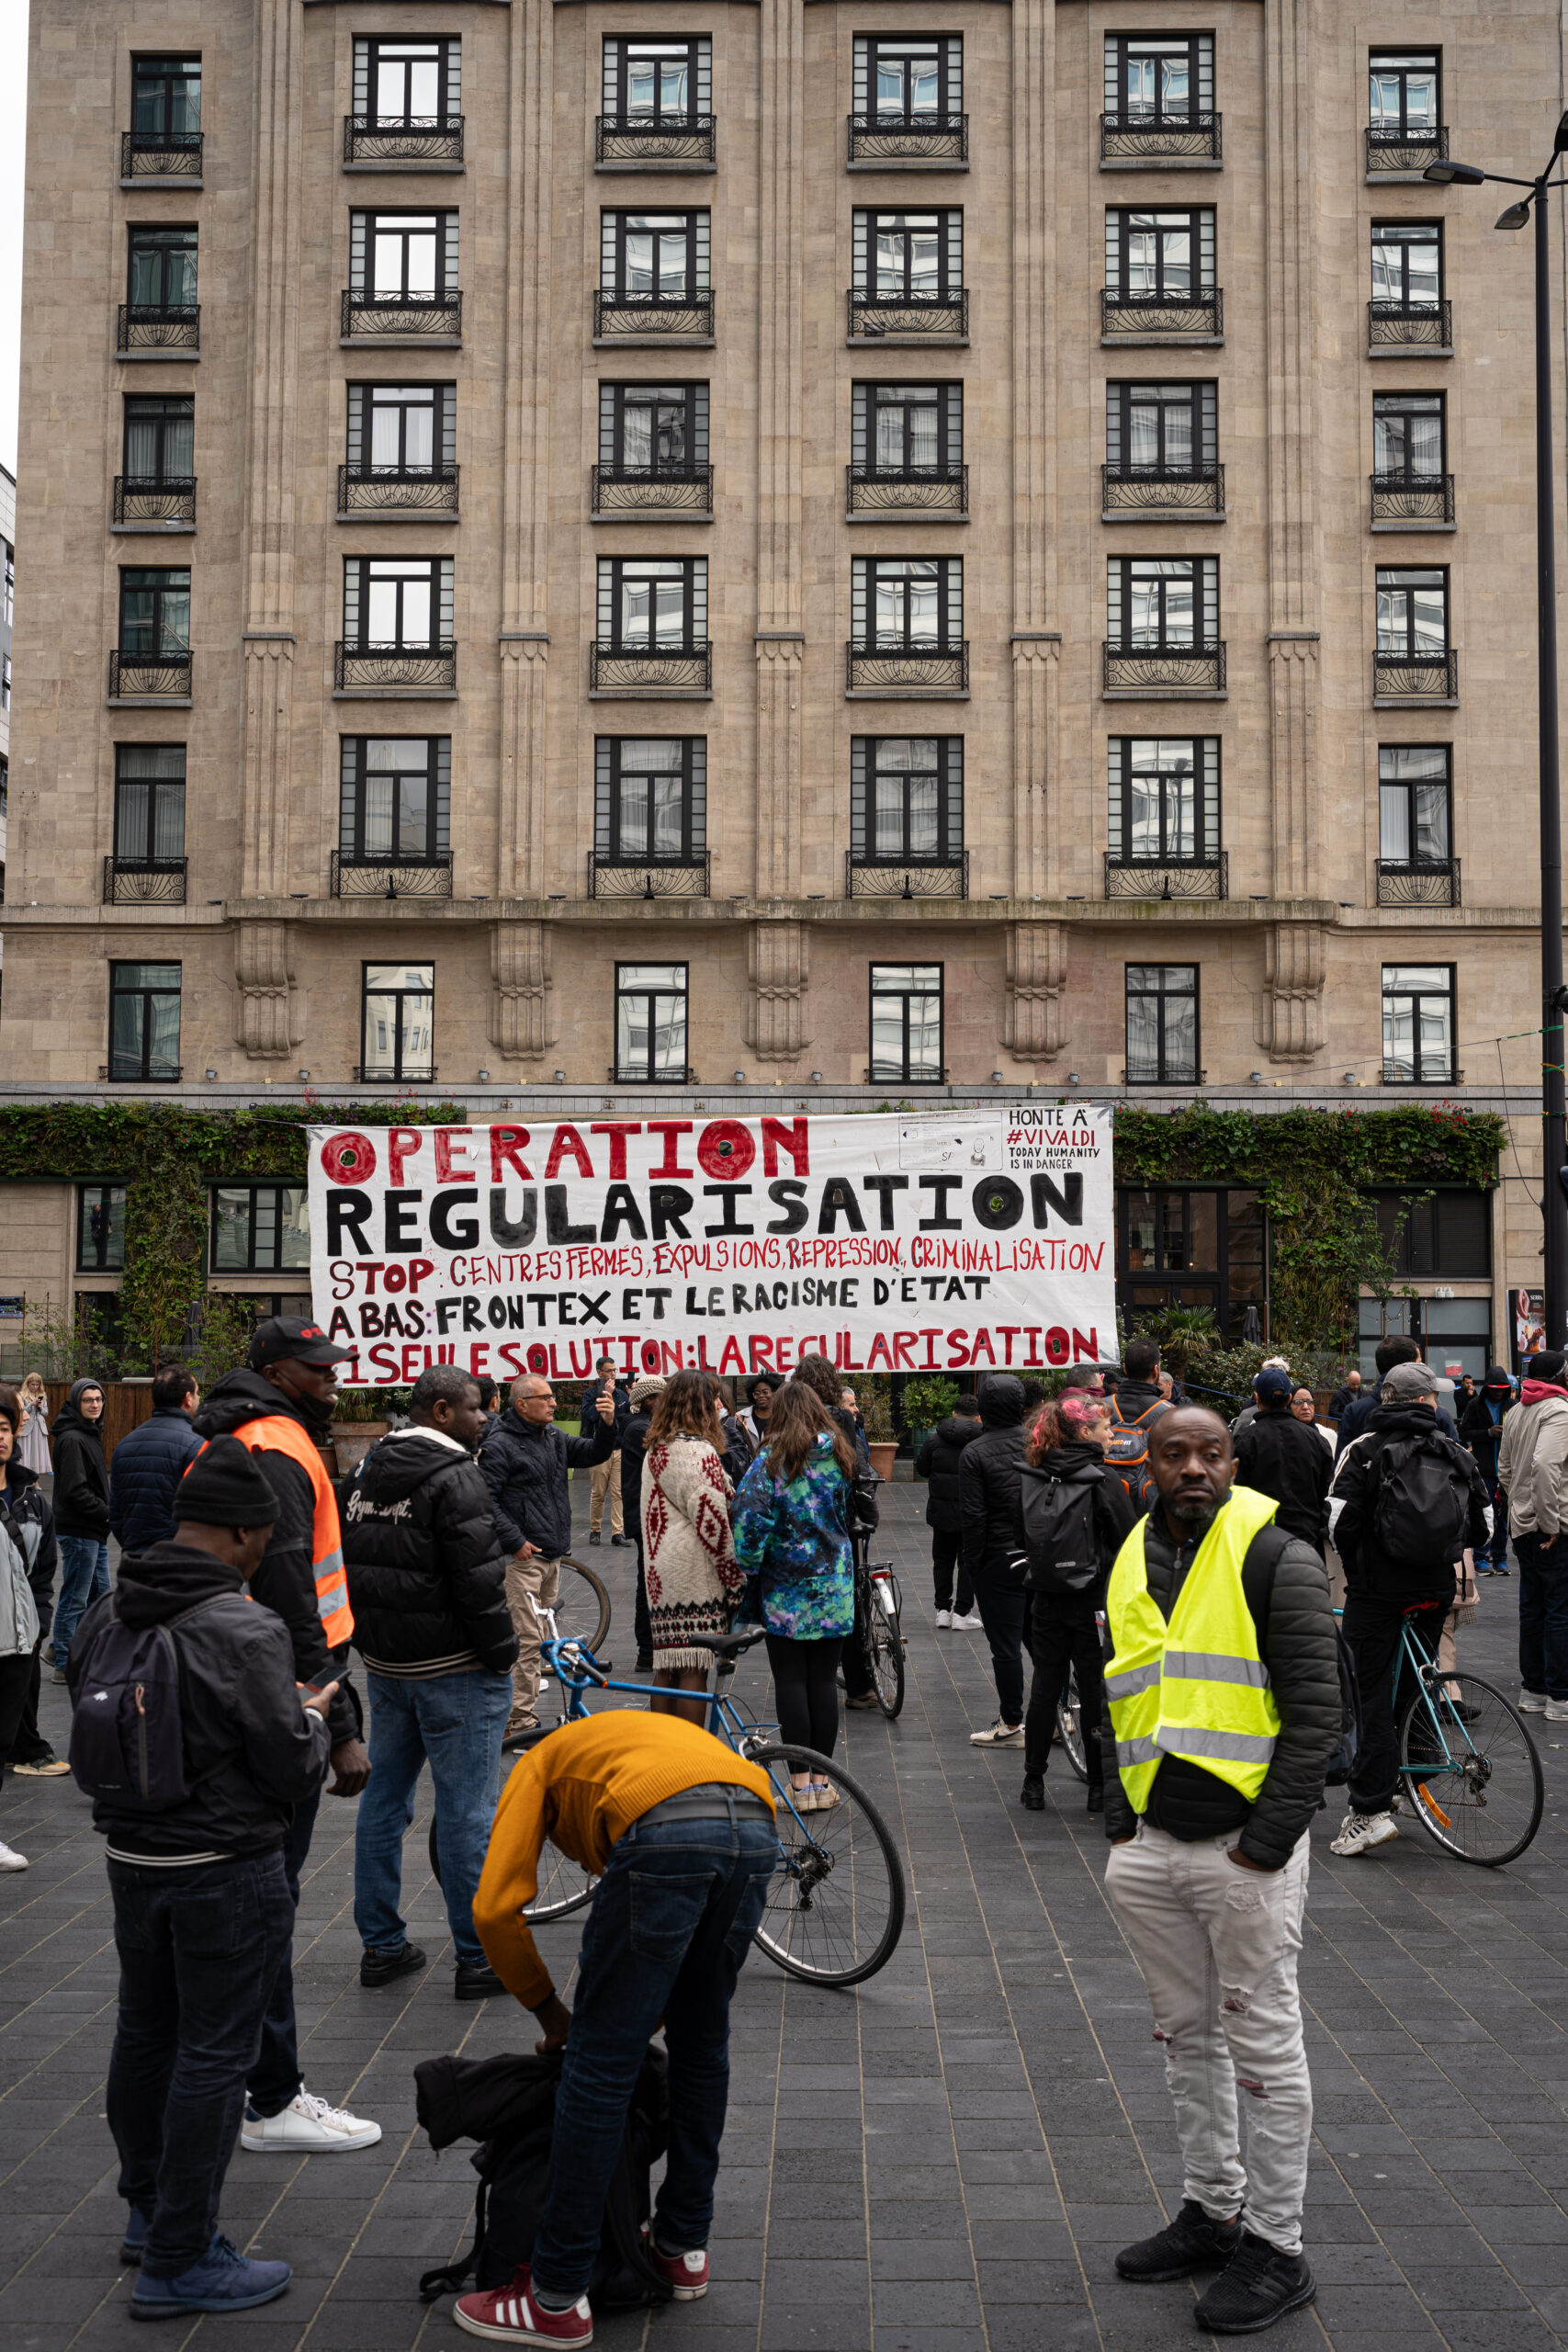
[176,1436,283,1529]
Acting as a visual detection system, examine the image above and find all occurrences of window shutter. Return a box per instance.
[853,36,868,113]
[599,385,616,468]
[443,213,459,290]
[1106,385,1123,469]
[434,739,451,853]
[350,212,367,292]
[441,386,457,469]
[851,738,867,859]
[446,40,461,113]
[1200,559,1218,643]
[694,40,711,113]
[595,741,613,855]
[353,39,369,117]
[944,739,964,852]
[438,558,454,641]
[1107,560,1123,643]
[1200,382,1217,469]
[1201,739,1220,855]
[852,384,868,468]
[1107,741,1124,859]
[689,740,706,853]
[694,211,710,287]
[944,382,963,467]
[1196,35,1213,111]
[602,212,617,286]
[690,559,707,638]
[852,559,867,639]
[944,38,963,110]
[946,209,963,287]
[1103,36,1121,113]
[346,383,364,466]
[598,560,614,640]
[945,560,962,641]
[603,38,618,113]
[343,560,362,641]
[340,739,359,851]
[1199,209,1214,287]
[852,211,867,291]
[1106,211,1121,292]
[692,382,709,465]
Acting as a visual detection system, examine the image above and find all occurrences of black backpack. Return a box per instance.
[1020,1463,1105,1597]
[68,1593,226,1811]
[415,2048,671,2311]
[1371,1432,1472,1568]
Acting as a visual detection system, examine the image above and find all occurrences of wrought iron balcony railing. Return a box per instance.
[1104,852,1228,900]
[847,288,968,342]
[1100,112,1222,164]
[344,115,464,165]
[1376,857,1461,907]
[587,853,712,899]
[337,464,460,516]
[118,304,199,354]
[109,650,192,700]
[596,114,716,167]
[1102,462,1224,518]
[341,288,463,341]
[1370,471,1455,527]
[590,641,713,694]
[846,640,969,695]
[1102,641,1226,695]
[1368,299,1451,352]
[353,1064,437,1084]
[334,642,457,693]
[866,1063,949,1085]
[112,476,197,526]
[847,113,968,165]
[120,131,204,182]
[846,853,968,899]
[102,855,188,906]
[1100,288,1223,341]
[331,851,454,899]
[1372,649,1457,702]
[101,1061,183,1083]
[1366,123,1449,176]
[590,464,715,518]
[613,1064,695,1085]
[846,463,968,517]
[593,289,715,343]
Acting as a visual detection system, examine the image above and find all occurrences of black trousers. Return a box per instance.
[971,1573,1029,1724]
[245,1785,321,2116]
[633,1535,652,1669]
[6,1645,48,1763]
[765,1632,843,1758]
[0,1650,36,1804]
[1023,1596,1104,1783]
[1344,1591,1445,1816]
[931,1528,974,1616]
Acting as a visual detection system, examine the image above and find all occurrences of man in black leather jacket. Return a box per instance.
[957,1375,1032,1746]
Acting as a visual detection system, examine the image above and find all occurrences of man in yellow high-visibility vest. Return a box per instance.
[1100,1406,1339,2336]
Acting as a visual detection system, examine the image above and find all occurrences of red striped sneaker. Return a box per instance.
[454,2267,592,2345]
[643,2233,709,2300]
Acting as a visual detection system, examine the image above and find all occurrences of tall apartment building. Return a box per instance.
[2,3,1562,1369]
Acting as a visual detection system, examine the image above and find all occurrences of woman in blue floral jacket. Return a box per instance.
[733,1383,857,1809]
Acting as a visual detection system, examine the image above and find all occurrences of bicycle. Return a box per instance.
[853,1529,905,1719]
[543,1554,611,1657]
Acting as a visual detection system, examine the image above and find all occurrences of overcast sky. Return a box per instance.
[0,0,28,474]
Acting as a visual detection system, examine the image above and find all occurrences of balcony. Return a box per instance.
[596,114,716,170]
[340,289,463,344]
[1366,123,1449,180]
[589,642,713,695]
[1376,858,1461,908]
[1100,288,1223,345]
[1104,854,1228,900]
[846,854,968,899]
[108,650,192,703]
[612,1064,695,1086]
[120,131,204,185]
[343,116,464,169]
[846,114,968,168]
[353,1064,437,1085]
[117,304,199,356]
[847,289,968,345]
[337,464,460,519]
[1370,471,1455,530]
[1368,300,1451,356]
[1102,642,1226,697]
[1102,463,1224,521]
[101,1063,183,1083]
[330,851,454,899]
[846,463,968,520]
[846,640,969,696]
[587,853,712,899]
[1100,113,1222,168]
[112,476,197,530]
[590,464,715,521]
[102,856,188,906]
[333,643,457,695]
[1372,650,1457,705]
[593,290,714,345]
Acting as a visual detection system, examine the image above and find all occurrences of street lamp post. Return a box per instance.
[1427,123,1568,1347]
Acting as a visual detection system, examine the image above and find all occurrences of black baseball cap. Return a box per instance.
[247,1316,356,1371]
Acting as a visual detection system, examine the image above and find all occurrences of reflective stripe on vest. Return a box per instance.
[209,1414,354,1647]
[1102,1486,1281,1815]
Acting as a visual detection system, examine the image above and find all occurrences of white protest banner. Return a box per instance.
[307,1106,1115,1388]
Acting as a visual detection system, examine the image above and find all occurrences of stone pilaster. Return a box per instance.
[754,639,803,900]
[745,918,810,1063]
[1010,637,1060,899]
[1003,922,1067,1063]
[497,0,554,890]
[1261,922,1327,1062]
[753,0,804,899]
[240,636,295,901]
[498,638,549,899]
[233,920,295,1060]
[1010,0,1056,893]
[489,921,554,1060]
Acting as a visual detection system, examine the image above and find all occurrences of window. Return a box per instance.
[1105,32,1213,124]
[1369,48,1439,138]
[1370,1188,1488,1279]
[596,557,705,650]
[108,962,182,1081]
[350,210,458,300]
[340,737,450,863]
[870,964,944,1083]
[854,35,962,120]
[77,1185,129,1272]
[346,382,456,475]
[1371,220,1441,311]
[2,540,11,627]
[1382,964,1455,1084]
[114,746,186,866]
[1376,567,1448,658]
[119,568,189,655]
[132,55,201,139]
[1379,745,1451,866]
[1119,1186,1265,1340]
[852,382,962,476]
[1108,739,1219,864]
[1106,208,1214,299]
[599,383,707,475]
[603,36,710,121]
[212,1187,311,1274]
[615,963,689,1082]
[852,556,963,648]
[127,225,197,311]
[124,395,194,483]
[343,557,452,650]
[602,211,708,302]
[361,963,434,1081]
[1125,965,1199,1085]
[354,36,459,125]
[852,739,963,864]
[1373,390,1444,480]
[1108,556,1218,650]
[595,739,705,863]
[852,209,963,300]
[1107,381,1216,476]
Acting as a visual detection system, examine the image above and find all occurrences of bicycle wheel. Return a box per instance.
[550,1557,611,1657]
[863,1577,905,1719]
[748,1742,906,1987]
[1397,1672,1544,1867]
[426,1815,595,1923]
[1055,1668,1089,1783]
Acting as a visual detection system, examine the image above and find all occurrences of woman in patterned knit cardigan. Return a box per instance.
[641,1369,747,1723]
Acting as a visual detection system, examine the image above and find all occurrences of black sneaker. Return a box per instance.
[359,1942,427,1990]
[454,1962,506,2002]
[1020,1775,1045,1812]
[1193,2233,1315,2334]
[611,1533,629,1547]
[1115,2200,1242,2283]
[589,1531,602,1546]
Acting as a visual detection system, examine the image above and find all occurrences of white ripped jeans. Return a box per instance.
[1105,1821,1312,2256]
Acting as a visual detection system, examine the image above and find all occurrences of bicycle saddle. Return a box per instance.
[688,1631,767,1657]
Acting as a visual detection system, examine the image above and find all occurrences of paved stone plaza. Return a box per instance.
[1,1482,1565,2352]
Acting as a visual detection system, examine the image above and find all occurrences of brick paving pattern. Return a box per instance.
[1,1482,1565,2352]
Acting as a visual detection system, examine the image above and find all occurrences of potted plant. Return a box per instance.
[901,1374,960,1469]
[330,1385,398,1475]
[855,1374,898,1484]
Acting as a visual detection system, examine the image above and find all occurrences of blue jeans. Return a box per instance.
[533,1805,777,2301]
[354,1667,513,1968]
[54,1536,110,1668]
[107,1852,294,2277]
[1518,1532,1568,1701]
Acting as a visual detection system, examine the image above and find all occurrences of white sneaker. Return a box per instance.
[934,1609,953,1629]
[1329,1809,1400,1858]
[951,1611,985,1631]
[1519,1690,1550,1713]
[1545,1700,1568,1723]
[0,1839,28,1871]
[969,1719,1025,1747]
[241,2087,382,2153]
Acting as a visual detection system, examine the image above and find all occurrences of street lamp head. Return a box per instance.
[1554,108,1568,154]
[1423,159,1486,185]
[1495,200,1533,231]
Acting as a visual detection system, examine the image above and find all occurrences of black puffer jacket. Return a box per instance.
[916,1415,984,1532]
[1234,1406,1332,1550]
[1330,1399,1491,1604]
[958,1377,1029,1584]
[1100,1496,1340,1869]
[339,1427,518,1677]
[479,1401,623,1558]
[52,1385,110,1539]
[1,1459,57,1640]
